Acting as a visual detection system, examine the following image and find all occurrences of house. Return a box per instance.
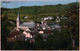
[49,24,61,30]
[23,31,32,41]
[44,17,48,20]
[41,20,47,25]
[60,17,68,20]
[39,31,44,34]
[23,31,35,43]
[7,31,24,42]
[47,22,55,25]
[55,24,61,29]
[24,16,28,19]
[56,16,60,22]
[30,31,35,36]
[43,16,54,20]
[36,23,40,26]
[48,16,54,19]
[42,25,46,30]
[44,30,52,34]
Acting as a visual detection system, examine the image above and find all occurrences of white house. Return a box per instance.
[56,16,60,22]
[42,26,46,30]
[23,31,32,41]
[39,31,44,34]
[48,16,54,19]
[24,16,28,19]
[44,16,54,20]
[60,17,68,20]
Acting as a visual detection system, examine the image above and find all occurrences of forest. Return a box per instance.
[1,2,79,50]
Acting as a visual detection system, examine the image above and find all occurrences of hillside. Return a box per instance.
[1,2,79,50]
[1,2,78,21]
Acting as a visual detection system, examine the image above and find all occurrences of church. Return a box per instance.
[7,12,35,42]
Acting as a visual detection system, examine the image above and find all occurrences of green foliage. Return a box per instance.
[1,2,79,50]
[46,29,72,50]
[65,2,79,49]
[6,41,36,50]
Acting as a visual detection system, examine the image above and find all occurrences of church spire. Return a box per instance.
[16,11,20,31]
[18,10,19,18]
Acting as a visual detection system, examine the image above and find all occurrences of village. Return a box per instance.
[7,12,68,43]
[1,1,78,49]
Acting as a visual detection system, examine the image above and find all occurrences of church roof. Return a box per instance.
[20,21,35,28]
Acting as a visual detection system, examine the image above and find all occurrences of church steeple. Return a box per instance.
[16,11,20,31]
[18,11,20,20]
[18,11,19,18]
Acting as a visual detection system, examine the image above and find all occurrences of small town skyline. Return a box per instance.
[7,11,63,42]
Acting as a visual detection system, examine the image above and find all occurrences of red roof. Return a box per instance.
[44,30,52,34]
[8,31,20,38]
[30,32,35,36]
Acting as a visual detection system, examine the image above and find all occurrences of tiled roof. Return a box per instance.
[30,32,35,36]
[8,31,20,38]
[44,30,52,34]
[20,21,35,28]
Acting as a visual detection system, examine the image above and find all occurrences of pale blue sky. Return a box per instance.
[1,0,79,8]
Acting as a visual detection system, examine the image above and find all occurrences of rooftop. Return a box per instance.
[20,21,35,28]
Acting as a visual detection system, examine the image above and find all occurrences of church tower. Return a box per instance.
[16,11,20,31]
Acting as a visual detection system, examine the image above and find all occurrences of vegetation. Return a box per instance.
[1,2,79,50]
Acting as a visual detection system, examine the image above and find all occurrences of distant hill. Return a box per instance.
[1,2,79,21]
[2,2,78,14]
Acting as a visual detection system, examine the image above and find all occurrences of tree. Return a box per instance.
[46,29,72,50]
[35,34,44,49]
[65,2,79,49]
[1,14,10,49]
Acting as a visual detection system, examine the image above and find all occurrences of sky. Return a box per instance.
[1,0,79,8]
